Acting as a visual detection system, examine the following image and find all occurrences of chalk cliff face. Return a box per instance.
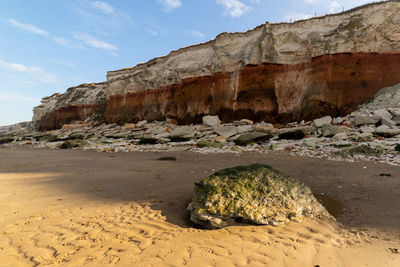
[34,1,400,130]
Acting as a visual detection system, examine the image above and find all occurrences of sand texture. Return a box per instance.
[0,147,399,266]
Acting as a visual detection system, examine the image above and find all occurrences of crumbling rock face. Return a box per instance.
[34,1,400,130]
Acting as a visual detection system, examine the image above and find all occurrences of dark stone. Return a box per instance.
[278,130,305,140]
[233,132,272,146]
[0,137,14,144]
[157,157,177,161]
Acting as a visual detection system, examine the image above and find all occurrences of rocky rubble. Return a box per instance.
[1,84,400,166]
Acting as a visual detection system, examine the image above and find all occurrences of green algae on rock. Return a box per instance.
[187,164,332,229]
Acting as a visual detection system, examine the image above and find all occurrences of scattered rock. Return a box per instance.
[332,117,344,125]
[356,133,374,142]
[0,137,14,144]
[381,117,396,127]
[313,116,332,127]
[320,125,347,137]
[375,128,400,138]
[373,109,392,120]
[233,132,272,146]
[332,132,348,141]
[237,125,254,134]
[348,145,382,156]
[213,136,227,143]
[136,120,148,127]
[170,127,196,142]
[202,115,221,127]
[214,126,237,138]
[354,115,380,126]
[139,135,159,145]
[187,164,332,229]
[395,144,400,152]
[59,139,84,149]
[197,140,223,148]
[359,126,375,133]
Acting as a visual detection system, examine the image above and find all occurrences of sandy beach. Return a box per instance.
[0,146,399,266]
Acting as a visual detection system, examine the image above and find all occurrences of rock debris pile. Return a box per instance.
[1,84,400,166]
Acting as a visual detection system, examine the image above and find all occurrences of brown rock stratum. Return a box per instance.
[34,1,400,130]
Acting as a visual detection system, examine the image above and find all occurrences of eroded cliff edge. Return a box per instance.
[34,1,400,130]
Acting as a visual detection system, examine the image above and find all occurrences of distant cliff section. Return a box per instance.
[34,1,400,130]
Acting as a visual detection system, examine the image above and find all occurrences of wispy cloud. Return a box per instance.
[50,59,77,68]
[216,0,251,17]
[0,91,39,103]
[158,0,182,12]
[0,59,58,84]
[4,18,81,48]
[5,18,49,37]
[148,29,160,36]
[73,32,118,51]
[90,1,114,14]
[4,17,117,52]
[303,0,373,14]
[191,30,205,38]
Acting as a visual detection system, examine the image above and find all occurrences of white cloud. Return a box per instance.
[72,32,118,51]
[191,30,205,38]
[90,1,114,14]
[285,13,313,22]
[304,0,321,4]
[329,1,341,13]
[5,18,49,37]
[4,18,83,49]
[216,0,251,17]
[0,59,58,84]
[158,0,182,12]
[0,91,38,103]
[148,29,160,36]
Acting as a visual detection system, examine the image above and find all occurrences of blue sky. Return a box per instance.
[0,0,373,126]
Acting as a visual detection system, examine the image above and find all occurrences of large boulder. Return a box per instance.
[187,164,332,229]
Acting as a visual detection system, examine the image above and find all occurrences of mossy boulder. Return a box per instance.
[187,164,331,229]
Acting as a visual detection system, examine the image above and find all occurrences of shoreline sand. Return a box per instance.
[1,146,399,266]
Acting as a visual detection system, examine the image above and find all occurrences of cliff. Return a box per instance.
[34,1,400,130]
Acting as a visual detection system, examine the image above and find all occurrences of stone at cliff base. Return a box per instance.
[354,115,380,126]
[395,144,400,152]
[233,132,272,146]
[278,130,305,140]
[59,139,84,149]
[313,116,332,128]
[187,164,332,229]
[169,127,197,142]
[202,116,221,127]
[0,137,14,144]
[214,125,238,138]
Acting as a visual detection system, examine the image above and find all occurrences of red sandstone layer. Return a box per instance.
[39,103,106,131]
[104,52,400,125]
